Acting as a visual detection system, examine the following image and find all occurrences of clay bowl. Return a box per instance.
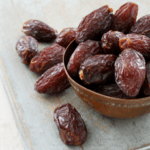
[63,40,150,119]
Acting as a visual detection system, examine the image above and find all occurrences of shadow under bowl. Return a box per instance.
[63,40,150,119]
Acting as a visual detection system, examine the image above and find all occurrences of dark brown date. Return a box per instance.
[54,103,87,145]
[101,30,124,55]
[30,44,65,74]
[22,20,58,42]
[35,63,70,94]
[115,49,146,97]
[141,62,150,96]
[16,36,38,64]
[79,54,117,85]
[111,2,138,33]
[56,28,76,48]
[119,34,150,58]
[67,40,103,78]
[95,84,134,99]
[130,15,150,38]
[76,5,114,43]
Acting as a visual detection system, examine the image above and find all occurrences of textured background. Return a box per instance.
[1,0,150,150]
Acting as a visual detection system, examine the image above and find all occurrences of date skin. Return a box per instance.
[111,2,138,33]
[130,15,150,38]
[16,36,38,64]
[76,5,114,43]
[56,28,76,48]
[141,62,150,96]
[54,103,87,145]
[35,63,70,94]
[115,49,146,97]
[67,40,103,78]
[101,30,124,55]
[79,54,117,85]
[95,84,134,99]
[119,34,150,58]
[30,44,65,74]
[22,20,58,42]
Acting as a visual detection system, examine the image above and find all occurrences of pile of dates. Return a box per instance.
[15,2,150,146]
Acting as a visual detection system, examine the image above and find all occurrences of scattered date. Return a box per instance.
[16,36,38,64]
[54,103,87,145]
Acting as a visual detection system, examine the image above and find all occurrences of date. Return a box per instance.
[76,5,114,43]
[95,84,134,99]
[30,44,65,74]
[141,62,150,96]
[130,14,150,38]
[22,20,58,42]
[35,63,70,94]
[54,103,87,145]
[101,30,124,55]
[115,49,146,97]
[111,2,138,33]
[67,40,103,78]
[79,54,117,85]
[16,36,38,64]
[56,28,76,48]
[119,34,150,58]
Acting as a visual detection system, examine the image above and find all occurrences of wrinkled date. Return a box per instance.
[76,5,114,43]
[119,34,150,58]
[79,54,117,85]
[67,40,103,78]
[111,2,138,33]
[54,103,87,145]
[95,84,134,99]
[115,49,146,97]
[130,15,150,38]
[101,30,124,55]
[30,44,65,74]
[22,20,58,42]
[56,28,76,48]
[141,62,150,96]
[35,63,70,94]
[16,36,38,64]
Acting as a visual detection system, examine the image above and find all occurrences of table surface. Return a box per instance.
[1,0,150,150]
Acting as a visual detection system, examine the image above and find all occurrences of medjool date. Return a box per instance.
[79,54,117,85]
[30,44,65,74]
[54,103,87,145]
[16,36,38,64]
[22,20,58,42]
[115,49,146,97]
[35,63,70,94]
[76,5,114,43]
[56,28,76,48]
[67,40,103,78]
[111,2,138,33]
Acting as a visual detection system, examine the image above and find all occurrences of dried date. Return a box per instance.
[22,20,58,42]
[54,103,87,145]
[30,44,65,74]
[119,34,150,58]
[115,49,146,97]
[35,63,70,94]
[101,30,124,55]
[56,28,76,48]
[130,14,150,38]
[95,84,134,99]
[111,2,138,33]
[16,36,38,64]
[141,62,150,96]
[67,40,103,78]
[79,54,117,85]
[76,5,114,43]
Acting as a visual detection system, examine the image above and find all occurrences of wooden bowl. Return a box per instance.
[63,40,150,119]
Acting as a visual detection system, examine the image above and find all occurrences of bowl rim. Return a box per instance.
[63,40,150,103]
